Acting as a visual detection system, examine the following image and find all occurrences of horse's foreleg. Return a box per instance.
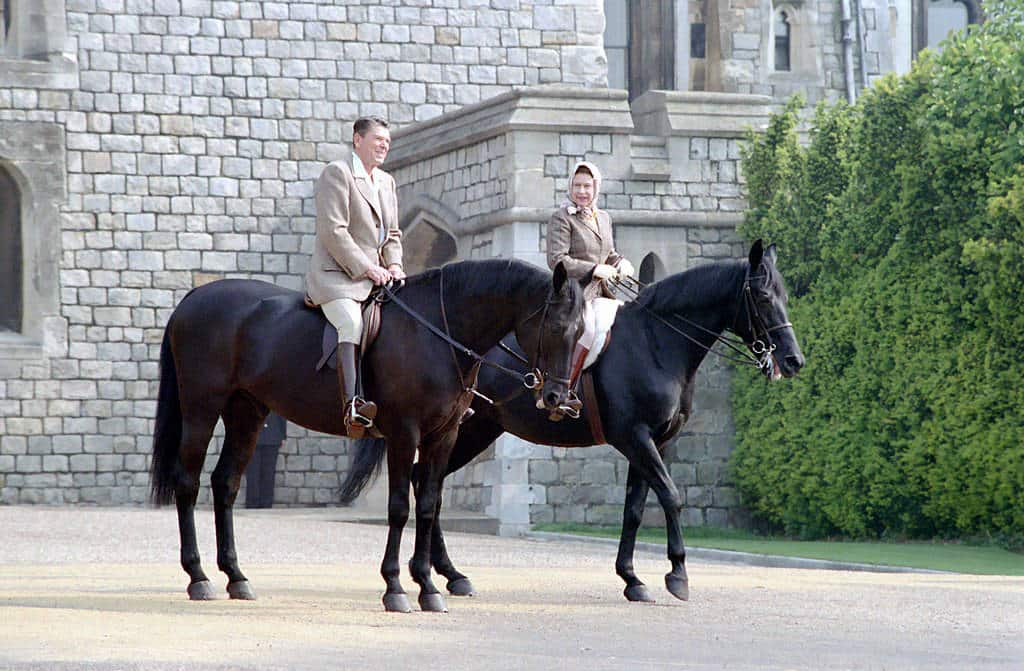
[175,412,219,600]
[620,430,688,602]
[616,464,655,602]
[381,431,416,613]
[212,394,263,600]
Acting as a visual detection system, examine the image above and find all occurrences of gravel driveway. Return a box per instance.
[1,506,1021,670]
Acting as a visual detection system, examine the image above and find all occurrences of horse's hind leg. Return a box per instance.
[616,464,655,602]
[211,392,265,600]
[423,418,503,597]
[175,408,221,600]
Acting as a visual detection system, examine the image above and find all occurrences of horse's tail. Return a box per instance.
[149,323,182,506]
[338,437,387,505]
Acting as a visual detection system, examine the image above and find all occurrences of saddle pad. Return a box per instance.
[582,298,621,370]
[313,299,383,372]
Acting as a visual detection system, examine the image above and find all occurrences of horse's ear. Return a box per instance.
[765,242,778,265]
[552,261,568,293]
[749,239,765,270]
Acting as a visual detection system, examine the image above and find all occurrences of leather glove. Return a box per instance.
[592,263,617,280]
[616,258,635,278]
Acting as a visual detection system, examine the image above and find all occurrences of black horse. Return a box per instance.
[150,258,584,612]
[398,240,805,603]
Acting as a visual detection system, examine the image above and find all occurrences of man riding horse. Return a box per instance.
[304,116,405,438]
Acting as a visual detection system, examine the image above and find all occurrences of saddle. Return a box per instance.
[579,298,621,372]
[305,294,383,372]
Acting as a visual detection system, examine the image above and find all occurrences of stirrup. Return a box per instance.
[345,398,377,429]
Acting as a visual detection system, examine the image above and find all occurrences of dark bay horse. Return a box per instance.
[408,241,804,603]
[150,258,584,611]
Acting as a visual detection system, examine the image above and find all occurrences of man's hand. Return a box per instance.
[592,263,617,281]
[364,265,392,285]
[388,264,406,281]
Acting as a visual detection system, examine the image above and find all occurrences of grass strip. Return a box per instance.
[533,523,1024,575]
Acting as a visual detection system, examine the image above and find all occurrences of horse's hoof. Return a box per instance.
[227,580,256,600]
[447,577,476,597]
[418,592,448,613]
[665,574,690,601]
[624,584,656,603]
[187,580,216,601]
[382,592,413,613]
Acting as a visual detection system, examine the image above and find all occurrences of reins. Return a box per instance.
[377,269,547,402]
[609,268,786,376]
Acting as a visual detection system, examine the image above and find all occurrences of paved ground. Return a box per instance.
[1,506,1022,670]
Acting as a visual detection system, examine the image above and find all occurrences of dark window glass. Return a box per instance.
[774,11,791,71]
[690,23,706,58]
[0,165,22,332]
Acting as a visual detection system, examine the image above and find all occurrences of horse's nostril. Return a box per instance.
[544,392,559,408]
[785,354,804,370]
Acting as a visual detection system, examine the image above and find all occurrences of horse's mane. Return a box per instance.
[408,258,583,308]
[633,259,748,314]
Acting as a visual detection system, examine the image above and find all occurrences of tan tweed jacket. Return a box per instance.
[305,159,403,304]
[547,205,622,300]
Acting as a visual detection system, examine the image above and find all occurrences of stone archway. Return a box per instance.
[399,195,461,274]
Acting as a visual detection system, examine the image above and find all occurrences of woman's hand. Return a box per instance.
[616,259,635,278]
[592,263,617,280]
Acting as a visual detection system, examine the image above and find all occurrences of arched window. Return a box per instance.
[638,252,667,285]
[402,217,458,275]
[774,10,792,72]
[0,164,22,333]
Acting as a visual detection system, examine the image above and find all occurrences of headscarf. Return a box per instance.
[561,160,602,221]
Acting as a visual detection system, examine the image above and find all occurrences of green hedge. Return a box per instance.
[731,0,1024,540]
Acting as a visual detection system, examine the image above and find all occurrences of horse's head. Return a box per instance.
[735,240,805,380]
[516,262,585,415]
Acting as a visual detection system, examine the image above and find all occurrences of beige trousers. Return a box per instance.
[321,298,363,344]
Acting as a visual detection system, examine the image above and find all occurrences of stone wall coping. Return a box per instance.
[459,206,743,234]
[387,86,634,170]
[631,90,773,138]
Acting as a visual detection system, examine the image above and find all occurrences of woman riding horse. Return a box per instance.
[547,161,635,387]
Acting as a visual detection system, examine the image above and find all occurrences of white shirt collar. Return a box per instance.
[352,151,377,185]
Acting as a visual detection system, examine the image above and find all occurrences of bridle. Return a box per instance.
[610,265,791,376]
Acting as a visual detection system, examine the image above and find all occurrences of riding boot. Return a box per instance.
[338,342,377,439]
[568,341,590,392]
